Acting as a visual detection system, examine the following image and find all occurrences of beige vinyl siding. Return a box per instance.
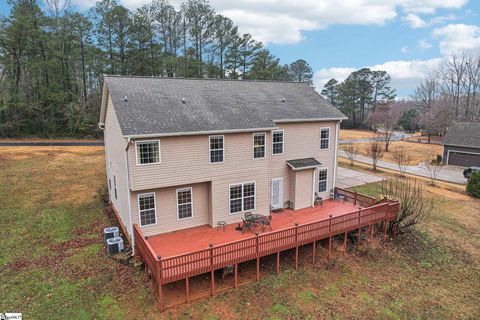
[131,182,210,236]
[293,169,314,210]
[271,121,337,207]
[123,120,339,235]
[104,94,131,238]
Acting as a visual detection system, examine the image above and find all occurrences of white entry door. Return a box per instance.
[271,178,283,210]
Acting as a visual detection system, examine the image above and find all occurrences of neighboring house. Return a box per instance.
[99,75,347,244]
[443,121,480,167]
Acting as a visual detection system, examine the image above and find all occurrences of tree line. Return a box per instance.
[0,0,313,137]
[320,68,396,128]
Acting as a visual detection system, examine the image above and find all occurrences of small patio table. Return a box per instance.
[245,214,267,226]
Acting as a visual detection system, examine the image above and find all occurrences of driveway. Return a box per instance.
[336,167,384,189]
[339,150,468,185]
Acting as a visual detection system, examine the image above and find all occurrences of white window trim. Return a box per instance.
[135,139,161,166]
[229,181,256,215]
[320,127,330,150]
[176,187,194,220]
[272,129,284,155]
[318,167,328,193]
[138,192,157,227]
[253,132,267,159]
[208,135,225,164]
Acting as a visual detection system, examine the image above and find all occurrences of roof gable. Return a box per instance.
[443,121,480,148]
[103,76,346,137]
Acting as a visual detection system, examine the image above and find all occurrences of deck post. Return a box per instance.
[294,223,299,269]
[357,209,361,250]
[157,256,164,311]
[255,233,260,282]
[312,241,316,266]
[354,192,357,205]
[384,211,388,240]
[276,251,280,274]
[328,215,332,259]
[370,224,374,239]
[234,263,238,289]
[343,232,347,254]
[185,276,190,303]
[209,244,214,296]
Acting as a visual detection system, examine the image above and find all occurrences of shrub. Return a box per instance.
[436,154,442,164]
[466,171,480,198]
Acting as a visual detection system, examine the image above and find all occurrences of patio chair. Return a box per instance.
[261,215,273,232]
[242,218,254,234]
[244,211,253,221]
[314,192,323,207]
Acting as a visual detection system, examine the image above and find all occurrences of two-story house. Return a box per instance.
[99,75,347,244]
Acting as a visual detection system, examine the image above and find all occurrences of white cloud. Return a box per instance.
[417,40,433,50]
[71,0,467,44]
[402,13,427,28]
[433,24,480,56]
[314,58,442,92]
[401,46,409,53]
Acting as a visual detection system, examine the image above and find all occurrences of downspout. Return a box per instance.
[333,120,341,189]
[125,138,134,255]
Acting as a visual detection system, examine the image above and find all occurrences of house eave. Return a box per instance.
[274,117,347,123]
[123,127,280,139]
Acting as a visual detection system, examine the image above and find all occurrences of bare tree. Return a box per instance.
[380,178,433,235]
[345,140,359,165]
[366,102,399,151]
[423,149,442,185]
[366,141,384,171]
[392,146,411,176]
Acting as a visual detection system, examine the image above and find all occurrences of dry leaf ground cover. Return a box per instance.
[1,146,479,319]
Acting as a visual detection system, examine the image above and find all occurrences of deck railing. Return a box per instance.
[133,190,399,309]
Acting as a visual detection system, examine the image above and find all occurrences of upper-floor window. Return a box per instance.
[318,169,328,192]
[320,128,330,150]
[253,133,266,159]
[136,140,160,165]
[230,182,256,214]
[177,188,193,219]
[138,193,157,226]
[209,135,224,163]
[272,130,284,155]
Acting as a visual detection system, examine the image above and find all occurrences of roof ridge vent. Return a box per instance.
[124,96,128,102]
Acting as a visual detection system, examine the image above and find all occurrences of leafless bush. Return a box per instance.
[423,149,442,185]
[366,141,384,171]
[380,178,433,235]
[345,140,359,165]
[392,146,411,176]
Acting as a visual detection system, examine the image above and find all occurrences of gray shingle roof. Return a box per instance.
[104,75,346,137]
[443,121,480,148]
[286,158,322,170]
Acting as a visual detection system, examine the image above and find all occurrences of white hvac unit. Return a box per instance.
[104,226,119,242]
[106,237,124,255]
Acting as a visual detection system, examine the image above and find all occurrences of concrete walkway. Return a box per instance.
[339,150,468,185]
[336,167,384,189]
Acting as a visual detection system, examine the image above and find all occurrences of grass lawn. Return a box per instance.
[339,129,377,141]
[2,146,480,319]
[340,140,444,166]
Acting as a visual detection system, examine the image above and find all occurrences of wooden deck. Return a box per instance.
[147,200,362,259]
[132,188,400,311]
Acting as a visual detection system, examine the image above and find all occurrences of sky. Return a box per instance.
[2,0,480,97]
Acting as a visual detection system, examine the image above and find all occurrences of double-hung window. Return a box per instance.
[177,188,193,219]
[253,133,266,159]
[318,169,328,193]
[320,128,330,150]
[136,140,160,165]
[230,182,256,214]
[272,130,284,155]
[209,135,224,163]
[138,193,156,226]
